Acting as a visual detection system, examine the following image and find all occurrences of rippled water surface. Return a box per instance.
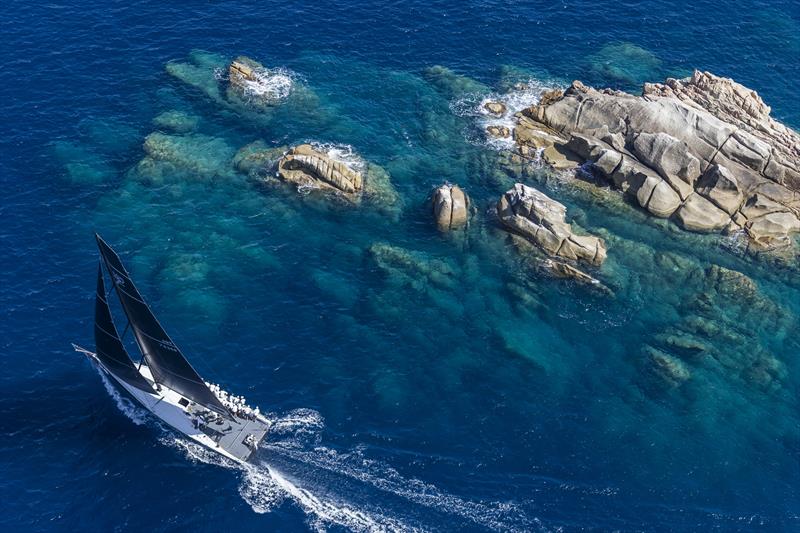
[1,1,799,531]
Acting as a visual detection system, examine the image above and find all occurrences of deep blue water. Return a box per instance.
[2,1,799,531]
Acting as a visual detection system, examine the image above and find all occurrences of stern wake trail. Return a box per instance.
[98,379,540,531]
[261,442,543,533]
[99,385,418,532]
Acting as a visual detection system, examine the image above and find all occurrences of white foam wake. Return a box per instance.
[96,367,149,426]
[265,443,541,532]
[159,411,416,532]
[266,466,415,533]
[97,376,536,532]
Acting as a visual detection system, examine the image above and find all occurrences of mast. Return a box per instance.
[95,234,233,419]
[94,264,155,393]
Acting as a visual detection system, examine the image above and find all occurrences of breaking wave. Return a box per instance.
[451,77,562,150]
[309,142,367,173]
[240,67,296,101]
[215,64,299,102]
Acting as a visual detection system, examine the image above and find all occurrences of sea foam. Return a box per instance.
[451,77,562,150]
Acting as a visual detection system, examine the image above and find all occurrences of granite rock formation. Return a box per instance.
[234,142,402,214]
[277,144,362,197]
[510,71,800,252]
[497,183,607,266]
[431,184,469,231]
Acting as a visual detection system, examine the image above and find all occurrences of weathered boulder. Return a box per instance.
[637,175,682,217]
[675,193,730,232]
[484,101,507,115]
[539,89,563,107]
[277,144,363,195]
[228,57,260,88]
[497,183,607,265]
[642,70,800,189]
[486,125,511,138]
[695,164,744,214]
[746,211,800,249]
[512,115,568,161]
[542,144,582,170]
[631,132,699,199]
[431,184,469,231]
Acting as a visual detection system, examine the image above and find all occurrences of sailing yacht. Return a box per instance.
[73,234,270,463]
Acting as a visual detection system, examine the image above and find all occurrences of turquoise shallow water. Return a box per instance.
[1,1,799,531]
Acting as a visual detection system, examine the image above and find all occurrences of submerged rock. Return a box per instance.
[51,141,114,184]
[587,42,663,85]
[431,184,469,231]
[641,264,794,394]
[166,50,228,104]
[369,242,458,292]
[134,132,236,182]
[644,345,691,387]
[233,140,287,177]
[539,258,612,295]
[497,183,607,266]
[166,51,326,127]
[423,65,489,98]
[512,70,800,254]
[152,110,200,133]
[362,163,403,216]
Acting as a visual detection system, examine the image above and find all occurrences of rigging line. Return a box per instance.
[110,282,148,305]
[124,316,223,386]
[95,348,138,368]
[142,358,214,385]
[94,322,123,342]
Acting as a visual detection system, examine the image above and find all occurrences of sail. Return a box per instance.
[95,234,232,418]
[94,265,155,393]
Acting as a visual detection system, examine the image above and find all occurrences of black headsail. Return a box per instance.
[95,234,232,418]
[94,264,155,393]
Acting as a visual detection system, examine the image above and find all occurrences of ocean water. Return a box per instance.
[1,0,799,531]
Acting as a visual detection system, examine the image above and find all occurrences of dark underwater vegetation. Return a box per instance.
[1,1,799,531]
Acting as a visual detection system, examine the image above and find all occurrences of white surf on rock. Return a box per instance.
[450,77,563,151]
[239,66,296,102]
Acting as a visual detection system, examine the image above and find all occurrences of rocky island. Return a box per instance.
[505,71,800,254]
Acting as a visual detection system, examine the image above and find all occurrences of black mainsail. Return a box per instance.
[94,265,155,393]
[95,234,232,418]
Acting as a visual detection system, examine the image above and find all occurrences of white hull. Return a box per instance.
[80,348,269,464]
